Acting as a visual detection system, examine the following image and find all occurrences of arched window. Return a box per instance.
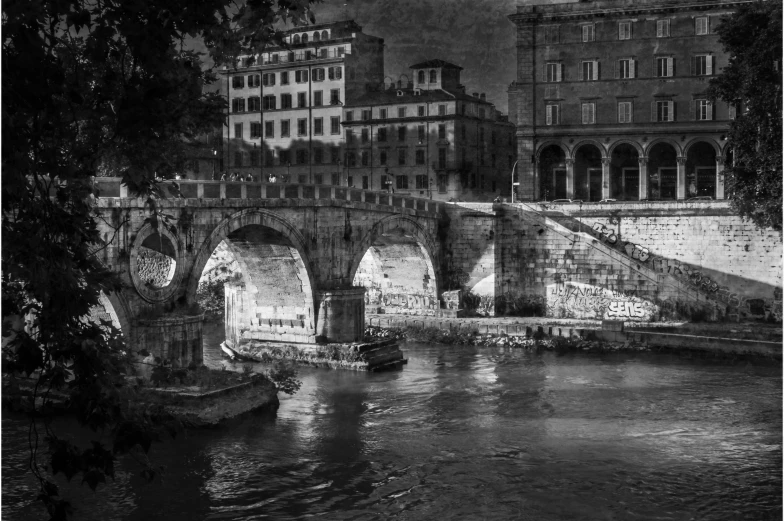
[429,69,437,83]
[301,33,309,44]
[418,70,425,84]
[293,34,301,44]
[321,30,328,40]
[313,31,321,42]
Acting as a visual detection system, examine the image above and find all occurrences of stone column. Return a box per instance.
[315,287,366,343]
[601,157,611,200]
[676,156,687,200]
[531,159,539,202]
[565,158,574,199]
[638,157,648,200]
[715,157,725,200]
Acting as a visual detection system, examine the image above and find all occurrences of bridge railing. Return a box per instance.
[93,178,444,215]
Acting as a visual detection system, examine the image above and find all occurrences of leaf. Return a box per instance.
[81,470,106,491]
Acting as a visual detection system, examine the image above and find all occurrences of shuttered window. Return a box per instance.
[618,101,632,123]
[618,22,631,40]
[545,62,562,82]
[581,102,595,124]
[656,20,670,38]
[693,99,714,121]
[579,60,599,81]
[655,57,674,77]
[616,59,636,79]
[695,17,709,35]
[651,100,675,122]
[692,55,714,76]
[545,104,559,125]
[581,24,595,42]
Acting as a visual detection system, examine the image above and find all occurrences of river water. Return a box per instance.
[3,323,781,520]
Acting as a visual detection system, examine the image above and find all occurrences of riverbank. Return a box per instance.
[366,314,782,360]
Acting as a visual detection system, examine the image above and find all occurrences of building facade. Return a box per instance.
[508,0,747,202]
[220,20,385,182]
[342,60,517,201]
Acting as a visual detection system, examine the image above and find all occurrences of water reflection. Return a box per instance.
[2,331,780,521]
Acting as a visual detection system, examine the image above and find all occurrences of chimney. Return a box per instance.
[472,92,479,98]
[480,93,486,101]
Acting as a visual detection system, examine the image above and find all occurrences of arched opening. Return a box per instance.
[312,31,320,42]
[86,291,127,338]
[321,30,328,40]
[538,144,566,200]
[301,33,309,44]
[686,141,717,198]
[293,34,301,44]
[194,221,316,346]
[418,70,425,84]
[429,69,437,83]
[647,142,678,200]
[610,143,640,201]
[352,228,438,317]
[573,144,603,202]
[138,232,177,289]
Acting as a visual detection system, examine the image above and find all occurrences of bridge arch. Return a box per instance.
[188,208,317,344]
[349,215,440,317]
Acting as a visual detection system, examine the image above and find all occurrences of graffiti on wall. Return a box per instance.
[592,222,618,244]
[441,290,461,310]
[364,289,438,316]
[546,282,658,321]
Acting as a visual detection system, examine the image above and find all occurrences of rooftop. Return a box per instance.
[409,59,463,70]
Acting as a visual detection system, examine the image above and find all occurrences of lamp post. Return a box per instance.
[287,162,291,184]
[212,149,217,180]
[510,159,519,203]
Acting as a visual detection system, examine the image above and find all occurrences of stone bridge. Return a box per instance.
[91,178,446,366]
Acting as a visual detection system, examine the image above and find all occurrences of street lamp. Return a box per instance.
[212,149,217,180]
[510,160,520,203]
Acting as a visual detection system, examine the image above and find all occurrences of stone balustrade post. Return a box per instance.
[638,157,648,200]
[676,156,687,200]
[716,157,725,200]
[601,157,611,200]
[565,158,575,199]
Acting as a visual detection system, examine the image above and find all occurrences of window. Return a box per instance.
[361,151,369,166]
[418,105,425,117]
[581,102,596,124]
[331,147,340,164]
[653,100,674,122]
[313,148,323,164]
[656,57,674,77]
[234,151,243,166]
[262,73,275,86]
[378,127,387,142]
[361,128,369,143]
[264,120,274,138]
[479,108,485,119]
[312,68,325,82]
[346,151,356,167]
[345,110,354,122]
[398,148,406,165]
[296,149,308,164]
[545,62,562,82]
[544,26,559,44]
[416,149,425,165]
[581,24,595,42]
[234,122,243,138]
[232,76,245,89]
[398,126,406,141]
[438,124,446,139]
[728,102,738,120]
[297,92,307,108]
[281,94,292,109]
[250,122,262,138]
[330,89,340,105]
[461,124,466,140]
[281,119,290,137]
[281,71,289,85]
[249,74,261,87]
[618,21,631,40]
[328,66,342,80]
[314,91,323,106]
[579,60,599,81]
[250,150,259,167]
[695,16,709,35]
[695,99,713,120]
[265,150,274,167]
[616,58,636,79]
[545,85,559,99]
[330,116,340,134]
[279,150,290,164]
[362,176,369,189]
[693,55,714,76]
[346,130,354,144]
[248,97,260,111]
[438,105,446,116]
[232,98,246,112]
[333,173,341,186]
[396,175,409,189]
[416,175,428,189]
[438,148,447,170]
[314,118,323,135]
[618,101,633,123]
[362,109,371,121]
[479,127,485,144]
[418,70,425,84]
[380,150,387,165]
[491,130,496,145]
[417,125,425,142]
[491,154,496,168]
[650,21,668,40]
[313,173,322,185]
[380,108,388,119]
[295,70,308,83]
[398,107,407,118]
[429,69,437,83]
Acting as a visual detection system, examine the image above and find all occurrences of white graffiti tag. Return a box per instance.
[606,300,647,318]
[623,242,650,262]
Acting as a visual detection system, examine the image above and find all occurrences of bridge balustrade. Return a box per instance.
[93,178,443,215]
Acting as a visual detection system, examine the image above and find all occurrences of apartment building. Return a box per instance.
[342,60,517,201]
[219,20,384,182]
[508,0,746,202]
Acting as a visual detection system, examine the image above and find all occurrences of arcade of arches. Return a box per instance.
[535,140,724,201]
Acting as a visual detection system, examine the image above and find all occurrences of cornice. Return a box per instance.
[509,1,752,24]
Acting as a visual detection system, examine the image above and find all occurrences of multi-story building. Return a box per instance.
[508,0,744,202]
[342,60,517,201]
[219,20,384,182]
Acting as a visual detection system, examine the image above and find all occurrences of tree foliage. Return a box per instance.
[708,0,782,231]
[2,0,316,518]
